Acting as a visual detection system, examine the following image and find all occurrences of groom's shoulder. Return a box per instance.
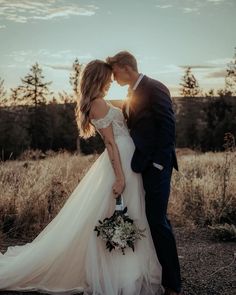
[145,75,170,97]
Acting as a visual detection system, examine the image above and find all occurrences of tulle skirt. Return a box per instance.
[0,135,163,295]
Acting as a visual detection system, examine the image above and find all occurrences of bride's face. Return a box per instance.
[112,65,130,86]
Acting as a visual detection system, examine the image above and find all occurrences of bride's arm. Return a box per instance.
[90,99,125,197]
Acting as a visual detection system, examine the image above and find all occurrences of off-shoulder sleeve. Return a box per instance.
[90,107,113,129]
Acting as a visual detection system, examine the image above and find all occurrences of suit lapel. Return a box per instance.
[129,76,149,127]
[123,76,149,128]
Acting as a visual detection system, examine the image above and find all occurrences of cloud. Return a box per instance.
[0,0,98,23]
[207,0,226,4]
[43,64,72,71]
[150,64,182,75]
[182,7,199,14]
[179,56,233,69]
[155,1,200,14]
[179,64,218,69]
[169,63,228,84]
[150,61,229,80]
[6,50,35,62]
[156,4,173,9]
[205,69,227,78]
[178,63,227,79]
[6,49,94,64]
[32,6,96,20]
[207,57,232,66]
[155,0,232,15]
[0,24,6,29]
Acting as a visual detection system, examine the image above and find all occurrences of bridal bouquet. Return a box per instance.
[94,195,146,255]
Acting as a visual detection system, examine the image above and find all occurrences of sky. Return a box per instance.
[0,0,235,99]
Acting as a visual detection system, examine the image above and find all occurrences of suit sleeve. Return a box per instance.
[149,85,173,122]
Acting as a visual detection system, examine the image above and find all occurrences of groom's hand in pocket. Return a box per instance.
[152,162,164,170]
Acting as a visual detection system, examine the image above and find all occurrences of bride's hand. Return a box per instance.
[112,177,125,198]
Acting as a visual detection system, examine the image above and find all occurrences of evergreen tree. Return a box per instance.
[179,67,201,97]
[0,77,7,106]
[201,98,236,151]
[217,88,232,97]
[205,89,215,98]
[225,47,236,96]
[0,106,31,160]
[0,81,31,158]
[21,63,52,106]
[58,91,74,104]
[9,86,24,106]
[217,47,236,97]
[69,59,82,151]
[20,63,53,150]
[70,58,82,97]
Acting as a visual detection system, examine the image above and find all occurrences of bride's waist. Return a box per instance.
[115,133,134,146]
[114,132,130,139]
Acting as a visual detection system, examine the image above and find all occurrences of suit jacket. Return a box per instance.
[122,75,178,173]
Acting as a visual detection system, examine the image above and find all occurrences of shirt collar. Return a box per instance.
[132,73,144,91]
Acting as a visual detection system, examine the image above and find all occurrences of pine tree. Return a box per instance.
[179,67,201,97]
[69,58,82,151]
[9,86,24,106]
[20,63,52,105]
[70,58,82,97]
[0,78,7,106]
[205,89,215,98]
[58,90,74,104]
[225,47,236,96]
[0,80,31,158]
[20,63,53,150]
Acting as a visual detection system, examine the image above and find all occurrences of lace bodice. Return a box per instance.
[91,104,130,138]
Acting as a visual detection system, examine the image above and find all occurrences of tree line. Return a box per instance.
[0,49,235,159]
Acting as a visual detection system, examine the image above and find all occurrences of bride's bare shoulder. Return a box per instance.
[89,99,110,120]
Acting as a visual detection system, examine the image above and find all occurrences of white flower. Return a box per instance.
[94,210,146,254]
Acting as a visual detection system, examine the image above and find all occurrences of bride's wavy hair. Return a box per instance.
[76,60,112,139]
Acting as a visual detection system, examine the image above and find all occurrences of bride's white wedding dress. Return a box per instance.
[0,103,163,295]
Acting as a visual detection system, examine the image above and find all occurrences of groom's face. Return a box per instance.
[112,64,130,86]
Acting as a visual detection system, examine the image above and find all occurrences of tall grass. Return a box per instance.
[0,152,97,241]
[0,150,235,243]
[170,151,236,227]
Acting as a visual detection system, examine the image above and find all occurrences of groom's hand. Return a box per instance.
[153,162,164,170]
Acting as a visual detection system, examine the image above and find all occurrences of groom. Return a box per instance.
[106,51,182,295]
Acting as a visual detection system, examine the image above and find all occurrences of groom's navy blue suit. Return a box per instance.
[122,75,181,293]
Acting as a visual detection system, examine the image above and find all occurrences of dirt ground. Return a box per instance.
[0,227,235,295]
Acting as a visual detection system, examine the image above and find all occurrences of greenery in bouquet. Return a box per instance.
[94,196,146,255]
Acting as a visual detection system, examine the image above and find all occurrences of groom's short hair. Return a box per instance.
[106,51,138,72]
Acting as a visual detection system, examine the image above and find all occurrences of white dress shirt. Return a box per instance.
[132,73,144,91]
[126,74,144,117]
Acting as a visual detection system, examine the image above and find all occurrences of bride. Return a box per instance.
[0,60,163,295]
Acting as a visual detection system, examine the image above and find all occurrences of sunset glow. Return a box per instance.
[0,0,235,99]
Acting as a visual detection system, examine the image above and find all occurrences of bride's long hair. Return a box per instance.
[76,60,112,139]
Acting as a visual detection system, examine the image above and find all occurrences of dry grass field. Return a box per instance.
[0,149,235,240]
[171,149,236,228]
[0,149,235,295]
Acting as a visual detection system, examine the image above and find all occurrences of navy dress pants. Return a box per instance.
[141,163,181,293]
